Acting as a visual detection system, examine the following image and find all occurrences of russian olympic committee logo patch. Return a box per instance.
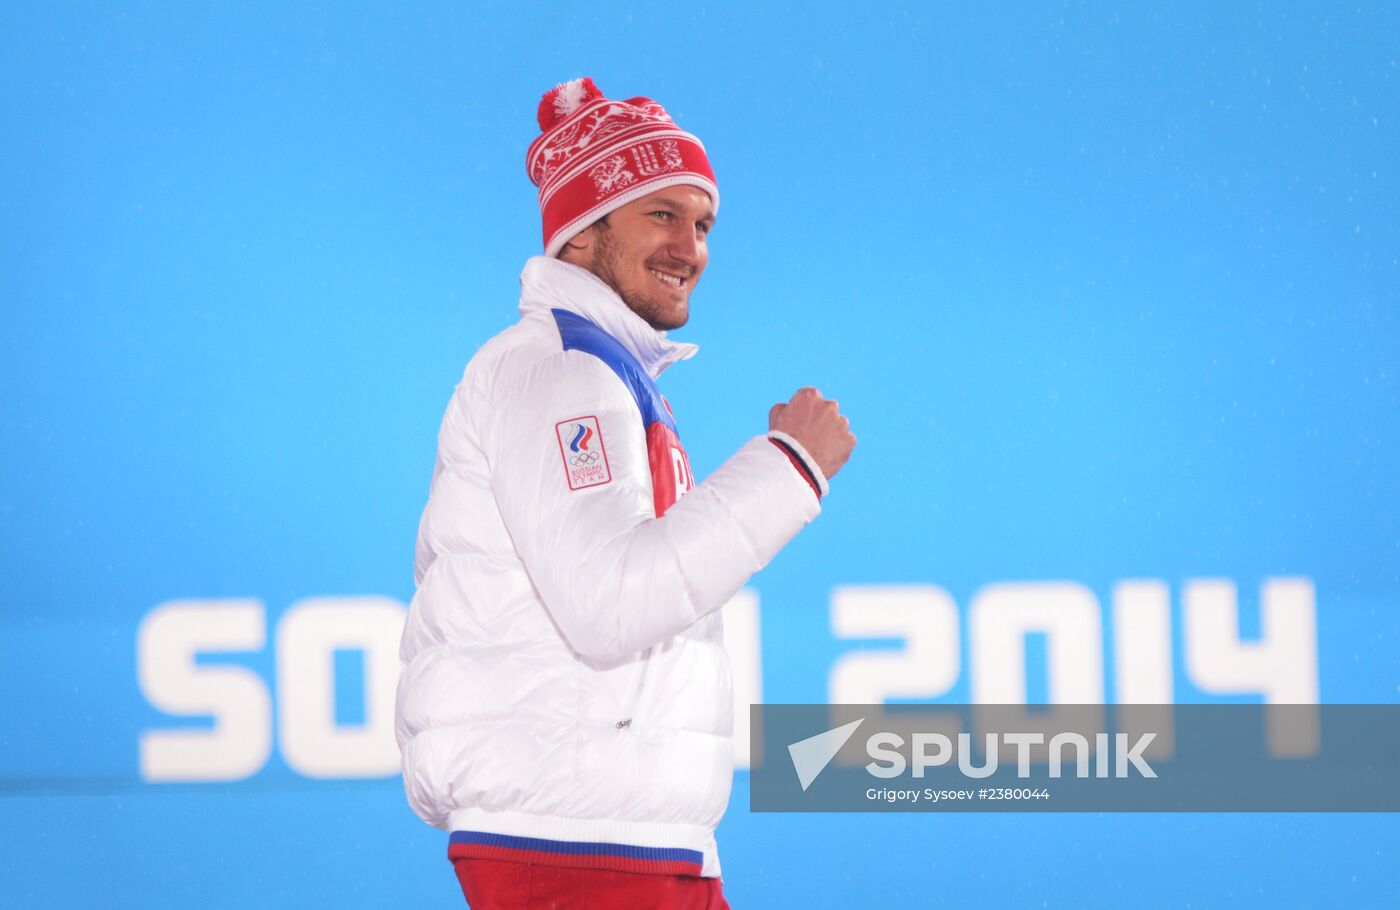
[555,415,612,490]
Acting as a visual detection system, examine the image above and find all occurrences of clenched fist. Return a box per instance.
[768,387,856,481]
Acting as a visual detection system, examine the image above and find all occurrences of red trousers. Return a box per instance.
[454,858,733,910]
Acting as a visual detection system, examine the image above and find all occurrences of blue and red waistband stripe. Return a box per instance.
[448,831,704,877]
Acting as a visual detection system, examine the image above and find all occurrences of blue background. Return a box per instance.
[2,2,1397,907]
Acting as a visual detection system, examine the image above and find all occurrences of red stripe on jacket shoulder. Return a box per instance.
[647,423,694,517]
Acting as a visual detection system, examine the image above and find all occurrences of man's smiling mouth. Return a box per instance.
[649,267,687,289]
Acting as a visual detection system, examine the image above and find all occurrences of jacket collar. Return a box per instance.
[518,256,699,380]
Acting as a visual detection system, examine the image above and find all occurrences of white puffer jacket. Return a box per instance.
[396,256,823,877]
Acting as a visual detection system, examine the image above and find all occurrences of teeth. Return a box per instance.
[650,268,683,287]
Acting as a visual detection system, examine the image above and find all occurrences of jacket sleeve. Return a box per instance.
[482,350,821,666]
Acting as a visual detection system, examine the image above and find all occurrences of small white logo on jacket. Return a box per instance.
[556,416,612,490]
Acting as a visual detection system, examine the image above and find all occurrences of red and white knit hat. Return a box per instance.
[526,77,719,257]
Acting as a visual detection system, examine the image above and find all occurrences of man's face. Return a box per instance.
[572,186,715,331]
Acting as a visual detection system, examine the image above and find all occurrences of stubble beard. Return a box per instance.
[589,225,688,332]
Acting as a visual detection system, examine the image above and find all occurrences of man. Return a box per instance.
[396,77,855,909]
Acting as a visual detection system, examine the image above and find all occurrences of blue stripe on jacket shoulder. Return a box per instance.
[552,309,674,431]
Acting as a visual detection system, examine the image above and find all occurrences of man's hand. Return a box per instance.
[768,387,856,480]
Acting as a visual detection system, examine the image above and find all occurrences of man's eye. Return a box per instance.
[697,223,711,236]
[651,211,671,220]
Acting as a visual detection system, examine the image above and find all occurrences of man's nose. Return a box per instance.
[665,224,701,266]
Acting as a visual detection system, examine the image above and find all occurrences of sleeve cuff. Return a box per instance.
[766,430,830,498]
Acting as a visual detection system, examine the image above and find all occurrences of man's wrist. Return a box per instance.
[766,430,830,499]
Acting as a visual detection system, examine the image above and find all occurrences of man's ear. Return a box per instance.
[558,226,593,262]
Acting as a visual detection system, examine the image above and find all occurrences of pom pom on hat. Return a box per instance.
[537,77,604,131]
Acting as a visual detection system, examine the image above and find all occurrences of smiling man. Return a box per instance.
[396,78,855,909]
